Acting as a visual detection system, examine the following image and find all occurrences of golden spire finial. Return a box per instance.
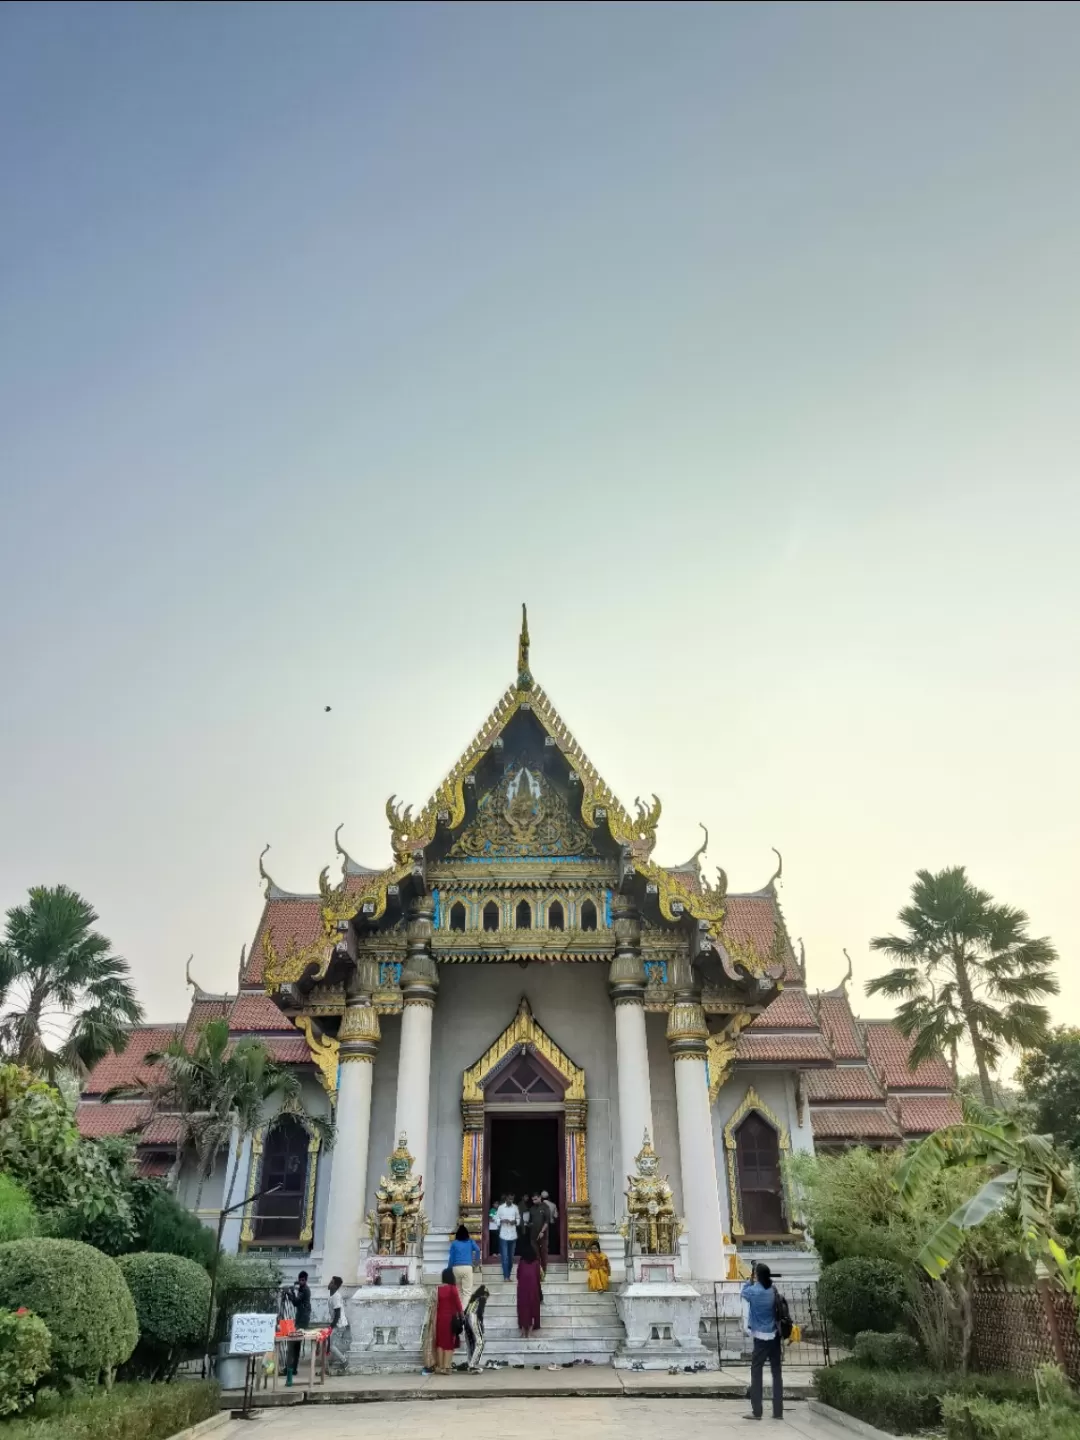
[517,603,532,688]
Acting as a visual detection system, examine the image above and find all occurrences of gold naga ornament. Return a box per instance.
[623,1130,682,1256]
[365,1132,429,1256]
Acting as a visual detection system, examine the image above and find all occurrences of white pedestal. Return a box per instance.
[613,1281,716,1370]
[344,1285,430,1373]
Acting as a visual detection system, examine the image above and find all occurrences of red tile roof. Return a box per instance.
[811,1107,902,1141]
[749,987,817,1030]
[185,997,233,1036]
[244,898,326,984]
[77,1101,152,1137]
[81,1025,183,1095]
[721,894,802,981]
[229,992,296,1032]
[806,1066,885,1102]
[141,1114,184,1144]
[736,1032,833,1064]
[818,993,864,1060]
[864,1021,954,1090]
[260,1036,310,1064]
[893,1094,963,1135]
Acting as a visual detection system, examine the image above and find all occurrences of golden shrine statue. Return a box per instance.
[623,1129,681,1255]
[365,1132,429,1255]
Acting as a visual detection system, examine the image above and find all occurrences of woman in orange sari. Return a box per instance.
[585,1241,610,1292]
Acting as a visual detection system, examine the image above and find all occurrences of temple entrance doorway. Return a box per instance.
[486,1113,564,1258]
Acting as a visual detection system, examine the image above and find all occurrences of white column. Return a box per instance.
[321,1001,379,1283]
[394,996,434,1188]
[668,999,726,1281]
[614,998,654,1188]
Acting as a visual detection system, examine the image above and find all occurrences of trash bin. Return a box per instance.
[216,1346,249,1391]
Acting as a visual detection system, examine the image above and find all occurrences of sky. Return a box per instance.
[1,2,1077,1065]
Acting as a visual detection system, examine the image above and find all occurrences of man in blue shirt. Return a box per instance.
[740,1261,784,1420]
[448,1224,482,1305]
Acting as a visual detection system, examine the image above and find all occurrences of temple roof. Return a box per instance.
[864,1020,954,1090]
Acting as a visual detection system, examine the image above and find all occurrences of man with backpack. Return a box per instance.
[740,1261,789,1420]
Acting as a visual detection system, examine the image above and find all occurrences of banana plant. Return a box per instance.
[895,1106,1075,1280]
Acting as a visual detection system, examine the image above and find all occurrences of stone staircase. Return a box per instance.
[471,1266,623,1368]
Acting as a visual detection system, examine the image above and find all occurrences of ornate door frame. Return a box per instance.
[459,996,596,1252]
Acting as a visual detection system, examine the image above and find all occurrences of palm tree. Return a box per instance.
[0,885,143,1078]
[866,867,1058,1105]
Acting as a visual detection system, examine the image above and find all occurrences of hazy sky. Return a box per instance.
[2,2,1077,1064]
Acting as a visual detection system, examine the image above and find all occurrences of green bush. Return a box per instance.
[0,1239,138,1383]
[135,1190,216,1271]
[818,1257,908,1339]
[116,1253,212,1380]
[1,1379,220,1440]
[852,1330,921,1370]
[943,1394,1078,1440]
[0,1176,38,1243]
[0,1309,52,1416]
[814,1361,1038,1436]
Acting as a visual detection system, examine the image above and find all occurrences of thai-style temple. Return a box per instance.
[78,611,959,1324]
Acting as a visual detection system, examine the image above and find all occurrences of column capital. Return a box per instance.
[402,893,438,1004]
[666,998,709,1060]
[339,1000,380,1063]
[609,900,646,1004]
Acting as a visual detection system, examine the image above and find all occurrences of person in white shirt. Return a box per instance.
[495,1193,521,1281]
[326,1275,351,1374]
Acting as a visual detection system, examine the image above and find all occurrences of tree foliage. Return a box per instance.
[867,866,1058,1104]
[0,1175,38,1243]
[818,1256,908,1339]
[0,886,142,1079]
[1017,1027,1080,1163]
[0,1238,138,1384]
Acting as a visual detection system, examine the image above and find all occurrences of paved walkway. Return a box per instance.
[222,1396,848,1440]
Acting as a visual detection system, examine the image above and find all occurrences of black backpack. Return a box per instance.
[774,1289,793,1341]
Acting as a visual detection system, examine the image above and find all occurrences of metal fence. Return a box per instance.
[703,1281,831,1370]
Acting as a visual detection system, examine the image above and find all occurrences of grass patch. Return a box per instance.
[0,1380,219,1440]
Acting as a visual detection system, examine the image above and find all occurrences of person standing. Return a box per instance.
[495,1193,520,1281]
[741,1262,783,1421]
[540,1190,558,1252]
[528,1191,549,1277]
[463,1283,489,1372]
[326,1275,351,1375]
[488,1203,499,1258]
[447,1224,482,1305]
[515,1232,542,1339]
[284,1269,312,1385]
[434,1266,464,1375]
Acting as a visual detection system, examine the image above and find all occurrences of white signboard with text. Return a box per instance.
[229,1312,277,1355]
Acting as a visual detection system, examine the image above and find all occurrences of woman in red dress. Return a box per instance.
[516,1233,542,1339]
[434,1266,463,1374]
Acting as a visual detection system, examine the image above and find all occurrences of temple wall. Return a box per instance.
[364,1010,403,1218]
[644,1011,684,1214]
[424,963,621,1233]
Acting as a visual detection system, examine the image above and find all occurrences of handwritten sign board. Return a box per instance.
[229,1312,277,1354]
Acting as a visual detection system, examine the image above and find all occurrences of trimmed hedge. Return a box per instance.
[117,1253,212,1380]
[852,1330,921,1371]
[814,1361,1039,1435]
[0,1238,138,1383]
[0,1309,51,1416]
[1,1380,220,1440]
[818,1256,908,1339]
